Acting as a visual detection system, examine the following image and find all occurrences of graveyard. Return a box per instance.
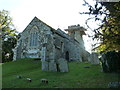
[1,0,120,89]
[2,58,120,88]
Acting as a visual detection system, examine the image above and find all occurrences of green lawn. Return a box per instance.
[2,58,120,88]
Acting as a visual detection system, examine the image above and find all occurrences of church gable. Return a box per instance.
[22,17,53,35]
[14,17,55,59]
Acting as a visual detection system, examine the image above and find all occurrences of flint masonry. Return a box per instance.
[13,17,90,72]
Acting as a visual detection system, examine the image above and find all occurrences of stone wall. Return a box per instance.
[54,29,82,62]
[13,17,91,72]
[13,17,52,60]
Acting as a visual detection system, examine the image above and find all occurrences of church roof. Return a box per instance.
[21,17,83,44]
[34,16,56,31]
[22,16,56,34]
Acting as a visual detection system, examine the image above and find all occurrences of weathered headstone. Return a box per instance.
[41,78,48,84]
[108,82,120,88]
[16,75,22,79]
[90,53,99,65]
[49,60,57,72]
[41,60,49,71]
[57,58,69,72]
[26,78,32,82]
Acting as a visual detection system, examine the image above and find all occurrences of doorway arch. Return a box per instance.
[65,51,69,61]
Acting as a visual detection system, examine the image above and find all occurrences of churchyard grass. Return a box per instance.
[2,58,120,88]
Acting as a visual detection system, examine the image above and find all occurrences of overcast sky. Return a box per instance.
[0,0,98,53]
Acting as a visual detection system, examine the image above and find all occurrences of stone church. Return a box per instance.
[13,17,90,72]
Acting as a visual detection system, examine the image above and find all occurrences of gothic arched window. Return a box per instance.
[29,26,38,47]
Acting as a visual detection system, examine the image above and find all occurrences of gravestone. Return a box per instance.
[26,78,32,82]
[41,78,48,84]
[16,75,22,79]
[90,53,99,65]
[41,60,49,71]
[49,60,57,72]
[57,58,69,72]
[108,82,120,88]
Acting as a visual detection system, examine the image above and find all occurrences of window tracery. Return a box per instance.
[29,26,38,47]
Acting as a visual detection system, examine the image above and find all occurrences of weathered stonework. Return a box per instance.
[13,17,90,72]
[89,52,100,65]
[57,58,69,72]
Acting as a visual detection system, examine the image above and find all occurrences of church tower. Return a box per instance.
[65,24,86,49]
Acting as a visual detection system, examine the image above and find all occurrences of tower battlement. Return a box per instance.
[65,25,86,49]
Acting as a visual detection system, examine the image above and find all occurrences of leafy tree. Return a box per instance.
[80,0,120,53]
[0,10,18,62]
